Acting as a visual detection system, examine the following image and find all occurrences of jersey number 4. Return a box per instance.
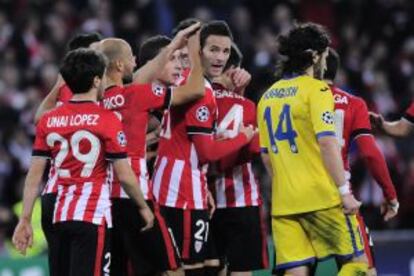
[264,104,298,154]
[217,104,243,139]
[47,130,100,178]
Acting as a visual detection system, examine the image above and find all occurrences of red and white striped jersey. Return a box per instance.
[42,84,73,195]
[403,101,414,124]
[152,80,217,210]
[102,83,171,199]
[331,86,372,172]
[211,83,261,208]
[33,101,127,226]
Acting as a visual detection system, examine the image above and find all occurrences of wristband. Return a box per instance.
[339,182,351,196]
[388,201,399,213]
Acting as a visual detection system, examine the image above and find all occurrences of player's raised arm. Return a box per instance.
[133,22,201,84]
[170,30,205,105]
[34,76,64,124]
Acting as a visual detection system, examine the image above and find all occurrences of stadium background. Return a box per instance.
[0,0,413,275]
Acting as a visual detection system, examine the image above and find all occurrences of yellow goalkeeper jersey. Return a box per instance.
[257,75,341,216]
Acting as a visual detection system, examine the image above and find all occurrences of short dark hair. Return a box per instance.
[172,18,200,37]
[200,20,233,49]
[224,43,243,71]
[60,49,107,94]
[68,32,103,51]
[277,22,330,75]
[138,35,171,66]
[324,48,340,81]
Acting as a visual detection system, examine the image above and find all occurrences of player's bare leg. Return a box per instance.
[230,271,252,276]
[162,268,185,276]
[338,255,368,276]
[284,265,309,276]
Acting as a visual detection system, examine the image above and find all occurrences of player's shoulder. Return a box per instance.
[302,76,330,93]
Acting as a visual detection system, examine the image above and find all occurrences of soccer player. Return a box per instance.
[369,103,414,137]
[12,48,153,276]
[325,48,399,275]
[32,32,102,276]
[152,21,255,275]
[99,24,205,276]
[257,23,368,276]
[208,43,268,276]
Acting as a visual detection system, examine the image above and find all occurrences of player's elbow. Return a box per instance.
[318,136,339,151]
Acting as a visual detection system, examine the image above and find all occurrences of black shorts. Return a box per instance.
[41,193,59,276]
[209,206,269,271]
[111,199,180,276]
[52,221,111,276]
[160,206,210,265]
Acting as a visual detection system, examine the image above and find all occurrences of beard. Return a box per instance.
[122,72,133,85]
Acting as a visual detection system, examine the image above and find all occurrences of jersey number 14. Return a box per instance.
[264,104,298,154]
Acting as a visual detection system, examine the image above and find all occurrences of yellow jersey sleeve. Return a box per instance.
[309,82,336,139]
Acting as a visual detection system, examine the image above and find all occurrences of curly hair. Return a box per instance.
[276,22,330,77]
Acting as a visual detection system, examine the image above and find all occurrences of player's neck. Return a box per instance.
[324,79,334,85]
[105,72,123,88]
[304,66,314,78]
[71,90,98,102]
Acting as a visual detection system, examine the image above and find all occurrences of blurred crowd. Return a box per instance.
[0,0,414,257]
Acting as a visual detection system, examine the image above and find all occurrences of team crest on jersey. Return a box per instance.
[152,84,165,97]
[322,111,334,124]
[117,131,127,146]
[196,106,210,122]
[194,240,203,253]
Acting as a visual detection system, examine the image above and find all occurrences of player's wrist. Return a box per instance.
[338,181,351,196]
[388,200,399,212]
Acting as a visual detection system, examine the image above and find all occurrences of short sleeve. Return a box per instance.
[129,83,172,112]
[257,100,270,153]
[185,93,215,135]
[351,98,372,140]
[103,113,128,160]
[32,117,51,158]
[309,83,336,139]
[403,101,414,124]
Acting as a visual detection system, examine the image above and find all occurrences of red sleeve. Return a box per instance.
[355,135,397,201]
[185,93,215,135]
[57,84,73,104]
[129,83,172,112]
[102,112,128,160]
[350,98,372,141]
[32,117,51,158]
[403,101,414,124]
[192,133,249,164]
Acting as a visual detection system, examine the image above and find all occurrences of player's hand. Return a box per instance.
[207,190,216,218]
[139,206,155,232]
[369,112,384,130]
[12,218,33,256]
[381,199,399,221]
[341,194,361,215]
[170,22,201,50]
[187,29,201,56]
[239,124,256,141]
[231,67,251,95]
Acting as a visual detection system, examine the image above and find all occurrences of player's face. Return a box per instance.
[314,48,329,80]
[179,46,191,69]
[122,44,136,80]
[159,49,183,86]
[201,35,231,78]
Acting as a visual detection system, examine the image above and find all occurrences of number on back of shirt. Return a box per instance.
[46,130,101,178]
[217,104,243,139]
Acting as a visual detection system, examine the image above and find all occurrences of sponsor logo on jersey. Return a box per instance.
[334,94,349,104]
